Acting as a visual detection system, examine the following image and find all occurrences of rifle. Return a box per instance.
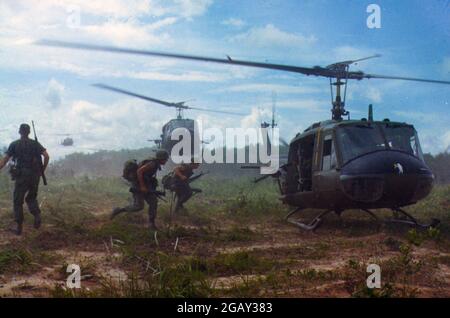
[31,121,47,186]
[188,171,209,184]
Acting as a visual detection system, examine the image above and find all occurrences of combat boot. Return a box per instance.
[110,207,125,220]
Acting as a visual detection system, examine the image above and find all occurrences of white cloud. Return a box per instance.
[276,99,328,111]
[168,0,213,19]
[222,18,246,28]
[365,87,382,103]
[420,130,450,154]
[392,111,439,124]
[443,131,450,152]
[81,20,173,46]
[45,78,65,108]
[240,107,269,129]
[229,24,316,49]
[35,97,175,158]
[0,1,211,49]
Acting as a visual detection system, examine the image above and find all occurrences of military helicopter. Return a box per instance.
[38,40,450,230]
[60,135,74,146]
[92,83,243,154]
[44,133,75,146]
[260,91,290,149]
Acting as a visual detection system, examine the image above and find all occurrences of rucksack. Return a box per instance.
[122,159,138,181]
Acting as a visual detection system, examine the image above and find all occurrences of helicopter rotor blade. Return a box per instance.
[361,73,450,85]
[327,54,382,68]
[176,98,196,105]
[38,40,450,85]
[92,83,185,109]
[186,105,245,116]
[38,40,325,77]
[94,83,244,115]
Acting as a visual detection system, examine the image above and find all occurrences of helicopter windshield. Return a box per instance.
[337,125,386,163]
[381,124,424,160]
[337,124,424,164]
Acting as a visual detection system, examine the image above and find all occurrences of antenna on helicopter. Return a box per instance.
[271,91,277,142]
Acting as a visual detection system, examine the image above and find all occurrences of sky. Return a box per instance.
[0,0,449,159]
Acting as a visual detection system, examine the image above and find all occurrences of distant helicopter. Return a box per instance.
[60,135,74,147]
[46,133,75,146]
[260,91,290,151]
[38,40,450,231]
[92,83,243,154]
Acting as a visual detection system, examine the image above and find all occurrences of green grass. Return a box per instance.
[1,173,449,297]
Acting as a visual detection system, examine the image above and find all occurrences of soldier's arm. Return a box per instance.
[42,150,50,171]
[137,162,156,192]
[0,154,11,170]
[174,166,188,181]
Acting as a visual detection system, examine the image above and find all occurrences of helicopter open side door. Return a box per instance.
[314,130,340,208]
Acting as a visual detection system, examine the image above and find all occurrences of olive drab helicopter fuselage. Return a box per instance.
[38,40,449,231]
[281,116,433,212]
[160,116,198,154]
[61,137,74,146]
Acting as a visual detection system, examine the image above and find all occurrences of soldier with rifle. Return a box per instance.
[0,123,49,235]
[171,158,204,213]
[111,150,169,231]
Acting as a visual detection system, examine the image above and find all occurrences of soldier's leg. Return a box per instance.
[124,192,145,212]
[25,175,41,229]
[173,188,184,212]
[13,178,27,234]
[111,192,145,220]
[145,193,158,229]
[179,183,193,205]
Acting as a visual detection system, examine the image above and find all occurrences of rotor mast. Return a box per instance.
[176,107,183,119]
[331,77,349,121]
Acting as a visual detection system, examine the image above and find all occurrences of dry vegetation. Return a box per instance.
[0,172,449,298]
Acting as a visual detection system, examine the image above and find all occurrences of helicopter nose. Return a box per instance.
[340,150,433,204]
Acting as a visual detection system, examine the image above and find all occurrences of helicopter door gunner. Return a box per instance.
[173,159,201,213]
[111,150,169,231]
[0,124,50,235]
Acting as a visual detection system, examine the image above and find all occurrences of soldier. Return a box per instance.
[0,123,50,235]
[172,159,201,213]
[111,150,169,231]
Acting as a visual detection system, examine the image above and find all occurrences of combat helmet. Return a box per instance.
[155,150,169,161]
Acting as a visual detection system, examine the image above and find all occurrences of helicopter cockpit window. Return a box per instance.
[382,125,424,161]
[321,134,336,170]
[337,125,386,164]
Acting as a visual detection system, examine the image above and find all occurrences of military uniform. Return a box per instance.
[173,164,200,212]
[112,159,161,226]
[6,138,45,226]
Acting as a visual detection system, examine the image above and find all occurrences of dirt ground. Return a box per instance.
[0,203,448,298]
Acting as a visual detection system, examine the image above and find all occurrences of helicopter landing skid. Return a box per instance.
[285,208,333,231]
[385,208,440,229]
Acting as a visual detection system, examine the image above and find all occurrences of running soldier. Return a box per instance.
[111,150,169,230]
[172,159,202,213]
[0,123,50,235]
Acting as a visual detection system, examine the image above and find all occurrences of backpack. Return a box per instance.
[122,159,138,181]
